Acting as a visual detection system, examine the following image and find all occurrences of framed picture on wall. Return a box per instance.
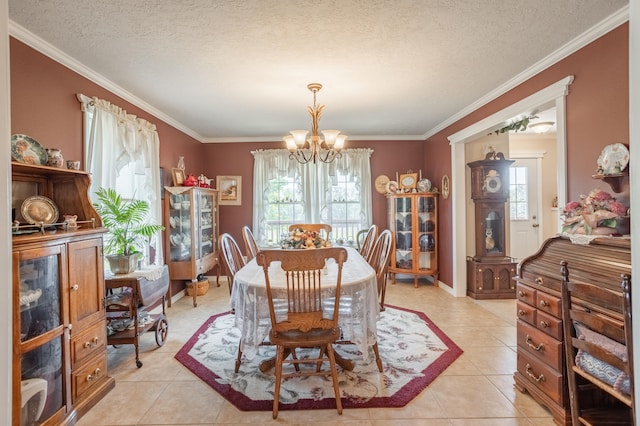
[172,168,185,186]
[217,175,242,205]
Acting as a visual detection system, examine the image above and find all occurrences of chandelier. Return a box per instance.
[283,83,347,164]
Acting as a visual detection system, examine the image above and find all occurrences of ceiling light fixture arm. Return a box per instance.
[284,83,346,164]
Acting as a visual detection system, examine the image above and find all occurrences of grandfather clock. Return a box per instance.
[466,153,517,299]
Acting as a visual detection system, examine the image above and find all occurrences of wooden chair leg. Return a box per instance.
[273,346,285,419]
[234,343,242,373]
[325,344,343,414]
[372,342,383,372]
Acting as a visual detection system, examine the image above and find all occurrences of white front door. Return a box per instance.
[509,158,541,262]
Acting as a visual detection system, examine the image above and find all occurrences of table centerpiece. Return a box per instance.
[280,227,331,249]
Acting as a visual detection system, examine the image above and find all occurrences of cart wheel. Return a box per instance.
[136,360,143,368]
[155,318,168,346]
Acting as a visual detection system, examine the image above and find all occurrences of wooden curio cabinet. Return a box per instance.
[387,193,438,287]
[11,162,114,426]
[164,186,220,306]
[466,156,517,299]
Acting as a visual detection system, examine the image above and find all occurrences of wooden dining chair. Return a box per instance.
[288,223,332,240]
[241,225,259,261]
[359,224,378,262]
[368,229,393,311]
[256,247,347,419]
[560,261,634,425]
[218,233,249,373]
[218,233,246,295]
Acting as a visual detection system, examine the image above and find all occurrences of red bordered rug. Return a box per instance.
[175,305,462,411]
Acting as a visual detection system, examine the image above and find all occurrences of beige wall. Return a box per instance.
[509,133,559,240]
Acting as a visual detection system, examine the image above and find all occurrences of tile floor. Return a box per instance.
[78,278,556,425]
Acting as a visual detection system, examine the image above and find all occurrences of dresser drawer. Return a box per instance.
[72,352,108,402]
[516,302,537,327]
[537,310,563,340]
[536,291,561,318]
[517,322,563,368]
[71,321,107,367]
[516,283,536,306]
[520,271,562,293]
[517,349,564,405]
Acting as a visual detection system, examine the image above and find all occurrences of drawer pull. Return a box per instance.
[84,337,99,349]
[525,363,545,383]
[535,277,544,285]
[518,309,527,317]
[72,284,79,291]
[525,335,544,351]
[518,290,527,298]
[539,299,550,308]
[86,368,101,382]
[540,321,549,328]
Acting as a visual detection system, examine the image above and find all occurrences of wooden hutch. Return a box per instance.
[11,162,114,425]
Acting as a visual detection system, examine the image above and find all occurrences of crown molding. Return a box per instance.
[425,5,629,140]
[202,134,425,143]
[8,20,204,142]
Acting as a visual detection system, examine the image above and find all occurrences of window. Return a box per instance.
[78,94,163,264]
[509,166,528,220]
[253,148,373,245]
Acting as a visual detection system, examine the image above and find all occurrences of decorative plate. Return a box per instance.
[597,143,629,174]
[11,134,48,165]
[417,178,432,192]
[385,180,398,194]
[21,196,59,225]
[374,175,390,194]
[441,175,450,199]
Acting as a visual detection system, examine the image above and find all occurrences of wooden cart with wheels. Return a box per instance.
[105,265,170,368]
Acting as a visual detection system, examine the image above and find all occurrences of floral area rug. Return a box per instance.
[175,305,462,411]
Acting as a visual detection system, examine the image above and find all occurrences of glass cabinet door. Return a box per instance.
[167,191,193,262]
[15,246,66,425]
[18,252,62,342]
[195,190,216,261]
[393,196,413,270]
[417,195,437,271]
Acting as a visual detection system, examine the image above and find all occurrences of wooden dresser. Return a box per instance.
[513,235,631,425]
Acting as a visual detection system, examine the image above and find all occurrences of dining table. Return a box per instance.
[229,246,379,371]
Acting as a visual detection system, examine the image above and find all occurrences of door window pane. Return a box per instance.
[509,166,528,220]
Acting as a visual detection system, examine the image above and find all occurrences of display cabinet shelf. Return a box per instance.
[387,193,439,287]
[164,186,220,307]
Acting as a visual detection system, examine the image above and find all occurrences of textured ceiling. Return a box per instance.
[8,1,628,142]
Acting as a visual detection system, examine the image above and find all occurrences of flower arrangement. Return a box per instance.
[280,227,330,249]
[561,189,629,235]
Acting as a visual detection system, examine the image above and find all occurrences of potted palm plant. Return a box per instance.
[93,187,164,274]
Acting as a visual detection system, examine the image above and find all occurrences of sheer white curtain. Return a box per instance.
[252,148,373,243]
[78,94,163,264]
[251,149,299,243]
[320,148,373,227]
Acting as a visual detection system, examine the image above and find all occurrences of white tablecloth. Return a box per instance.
[230,246,379,361]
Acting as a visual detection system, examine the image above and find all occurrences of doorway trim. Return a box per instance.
[445,76,573,297]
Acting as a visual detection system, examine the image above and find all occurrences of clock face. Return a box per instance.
[484,174,501,193]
